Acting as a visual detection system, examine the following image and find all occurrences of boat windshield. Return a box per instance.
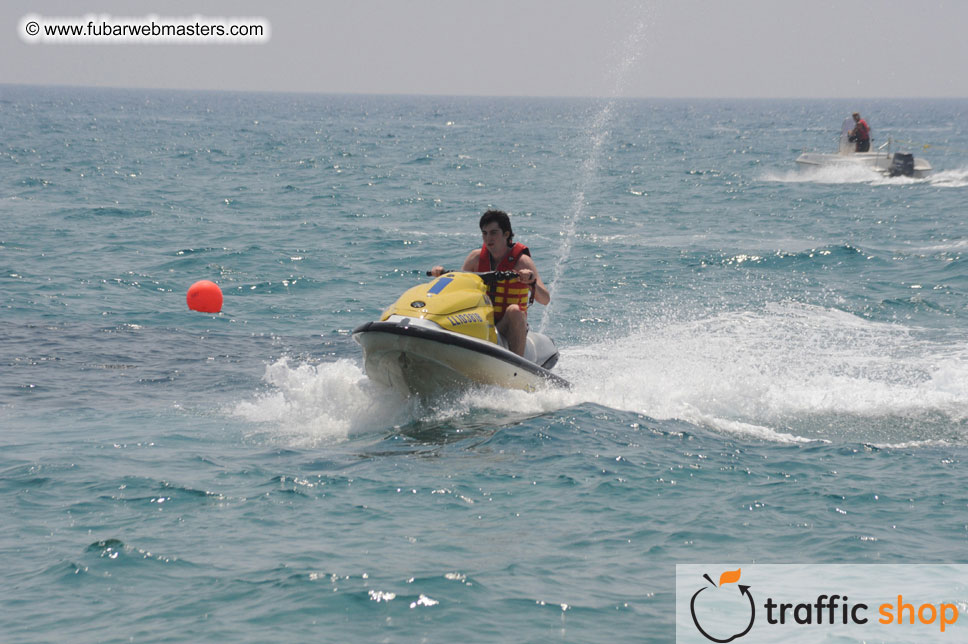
[838,116,854,155]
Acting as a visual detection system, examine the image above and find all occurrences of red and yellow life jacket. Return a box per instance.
[477,242,532,321]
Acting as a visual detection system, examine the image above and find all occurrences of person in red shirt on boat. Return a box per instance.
[430,210,550,357]
[848,112,871,152]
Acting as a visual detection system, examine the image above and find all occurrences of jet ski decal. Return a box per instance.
[447,312,484,326]
[427,276,453,296]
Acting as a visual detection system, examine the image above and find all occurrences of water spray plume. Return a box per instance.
[539,8,650,333]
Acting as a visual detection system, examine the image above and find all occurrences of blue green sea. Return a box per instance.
[2,85,967,642]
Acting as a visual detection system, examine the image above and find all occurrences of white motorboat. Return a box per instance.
[795,117,932,178]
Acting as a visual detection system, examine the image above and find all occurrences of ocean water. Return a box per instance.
[2,85,968,643]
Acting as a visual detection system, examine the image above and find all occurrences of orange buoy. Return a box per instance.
[187,280,223,313]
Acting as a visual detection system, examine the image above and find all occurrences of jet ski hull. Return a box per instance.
[353,319,569,396]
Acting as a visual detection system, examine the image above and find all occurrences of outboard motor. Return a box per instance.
[889,152,915,177]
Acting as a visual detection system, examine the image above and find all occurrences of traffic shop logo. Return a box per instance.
[689,569,755,643]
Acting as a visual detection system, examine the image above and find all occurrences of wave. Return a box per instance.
[230,358,410,446]
[560,302,968,444]
[908,238,968,254]
[706,243,869,270]
[229,357,575,447]
[57,206,154,219]
[926,166,968,188]
[761,164,885,185]
[760,165,968,187]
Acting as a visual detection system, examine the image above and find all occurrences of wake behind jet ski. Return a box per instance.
[352,271,569,397]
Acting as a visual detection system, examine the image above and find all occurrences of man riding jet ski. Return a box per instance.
[353,210,567,396]
[430,210,548,357]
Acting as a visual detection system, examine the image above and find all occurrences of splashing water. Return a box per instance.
[556,302,968,445]
[762,164,968,188]
[231,357,577,447]
[926,166,968,188]
[231,358,413,446]
[235,301,968,449]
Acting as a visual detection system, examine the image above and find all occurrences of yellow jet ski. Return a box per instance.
[353,271,569,396]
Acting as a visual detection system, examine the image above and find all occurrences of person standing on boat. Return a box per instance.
[848,112,871,152]
[430,210,549,357]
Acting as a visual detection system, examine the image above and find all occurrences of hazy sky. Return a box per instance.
[4,0,967,98]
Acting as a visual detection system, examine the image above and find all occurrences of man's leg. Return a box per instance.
[496,305,528,356]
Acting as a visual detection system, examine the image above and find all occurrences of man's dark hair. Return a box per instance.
[479,210,514,246]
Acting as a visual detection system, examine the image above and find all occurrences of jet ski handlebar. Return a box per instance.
[425,270,520,284]
[476,270,519,284]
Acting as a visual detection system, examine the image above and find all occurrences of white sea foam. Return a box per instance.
[907,238,968,254]
[925,166,968,188]
[229,356,578,446]
[761,164,968,188]
[558,302,968,443]
[230,358,412,446]
[762,164,894,185]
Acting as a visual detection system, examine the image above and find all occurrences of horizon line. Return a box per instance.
[2,81,966,102]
